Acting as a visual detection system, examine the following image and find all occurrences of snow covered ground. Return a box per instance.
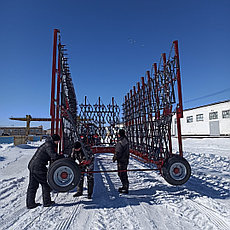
[0,138,229,230]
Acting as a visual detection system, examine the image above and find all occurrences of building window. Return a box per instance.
[209,111,218,120]
[222,110,230,119]
[196,114,204,122]
[186,116,193,123]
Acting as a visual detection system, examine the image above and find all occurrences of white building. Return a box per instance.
[172,100,230,137]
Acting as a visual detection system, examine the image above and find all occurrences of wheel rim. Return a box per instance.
[169,162,187,181]
[53,166,74,187]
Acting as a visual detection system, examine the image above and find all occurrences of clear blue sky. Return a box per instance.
[0,0,229,129]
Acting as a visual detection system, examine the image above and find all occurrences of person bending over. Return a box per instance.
[26,134,61,209]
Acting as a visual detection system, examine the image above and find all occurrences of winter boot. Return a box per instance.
[44,200,55,207]
[27,203,41,209]
[118,187,124,192]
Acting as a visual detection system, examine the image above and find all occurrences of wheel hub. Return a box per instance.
[173,167,180,174]
[60,171,68,179]
[169,162,187,181]
[53,166,74,187]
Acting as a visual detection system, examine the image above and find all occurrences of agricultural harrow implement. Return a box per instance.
[47,29,191,192]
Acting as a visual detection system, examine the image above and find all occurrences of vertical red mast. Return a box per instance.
[50,29,59,136]
[173,40,183,156]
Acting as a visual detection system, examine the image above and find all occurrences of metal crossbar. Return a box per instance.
[82,168,160,174]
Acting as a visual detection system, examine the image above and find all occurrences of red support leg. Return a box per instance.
[56,43,61,136]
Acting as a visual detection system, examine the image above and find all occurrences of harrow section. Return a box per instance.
[78,96,120,145]
[50,29,79,156]
[50,29,120,156]
[123,41,183,165]
[122,41,191,185]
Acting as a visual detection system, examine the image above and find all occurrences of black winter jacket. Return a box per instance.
[28,139,60,173]
[71,145,94,163]
[114,136,130,164]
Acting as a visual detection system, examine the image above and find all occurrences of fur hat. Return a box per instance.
[118,129,126,137]
[74,141,81,149]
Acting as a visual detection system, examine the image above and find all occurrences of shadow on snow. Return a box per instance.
[82,155,229,210]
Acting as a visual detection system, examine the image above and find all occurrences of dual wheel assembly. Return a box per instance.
[47,155,191,192]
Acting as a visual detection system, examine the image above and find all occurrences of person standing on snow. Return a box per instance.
[71,141,94,199]
[113,129,130,194]
[26,134,61,209]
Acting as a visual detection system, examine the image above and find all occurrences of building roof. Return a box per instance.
[184,99,230,112]
[0,126,43,129]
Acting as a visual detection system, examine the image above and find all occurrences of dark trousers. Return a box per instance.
[77,165,94,196]
[117,162,129,190]
[26,171,52,207]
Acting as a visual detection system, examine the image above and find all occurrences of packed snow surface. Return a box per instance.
[0,138,230,230]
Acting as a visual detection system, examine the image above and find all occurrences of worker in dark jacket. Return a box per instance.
[71,141,94,199]
[113,129,130,194]
[26,134,61,209]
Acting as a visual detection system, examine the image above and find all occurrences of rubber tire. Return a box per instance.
[161,155,191,185]
[47,158,81,192]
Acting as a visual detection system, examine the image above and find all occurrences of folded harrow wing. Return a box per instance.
[47,29,191,192]
[123,43,191,185]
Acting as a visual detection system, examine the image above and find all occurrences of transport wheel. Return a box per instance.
[47,158,81,192]
[161,155,191,185]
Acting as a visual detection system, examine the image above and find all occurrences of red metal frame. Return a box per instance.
[173,40,183,157]
[50,31,184,164]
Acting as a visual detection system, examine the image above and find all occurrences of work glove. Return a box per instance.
[79,159,91,166]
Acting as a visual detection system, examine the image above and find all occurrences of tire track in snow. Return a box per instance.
[87,156,131,230]
[131,157,229,230]
[92,205,141,230]
[1,193,43,230]
[188,200,230,230]
[86,155,135,230]
[93,152,230,230]
[19,192,83,230]
[55,201,82,230]
[121,158,160,229]
[22,205,55,230]
[0,176,30,229]
[90,199,142,230]
[90,154,153,230]
[1,207,30,230]
[18,193,60,230]
[3,191,58,230]
[0,177,26,202]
